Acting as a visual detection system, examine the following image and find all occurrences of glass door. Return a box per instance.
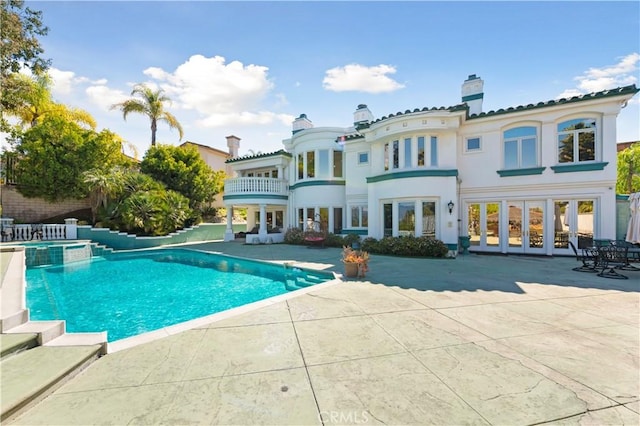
[507,201,545,254]
[552,199,595,254]
[467,202,501,252]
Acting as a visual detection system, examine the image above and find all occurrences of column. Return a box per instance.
[224,206,235,241]
[259,204,268,241]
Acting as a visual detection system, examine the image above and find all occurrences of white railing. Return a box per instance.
[224,177,289,196]
[1,218,78,242]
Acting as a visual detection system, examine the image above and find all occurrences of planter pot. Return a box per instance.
[344,262,359,278]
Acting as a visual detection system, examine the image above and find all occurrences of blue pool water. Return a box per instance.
[26,249,332,341]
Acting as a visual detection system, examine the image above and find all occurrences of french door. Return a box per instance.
[467,202,501,252]
[552,199,595,255]
[507,201,546,254]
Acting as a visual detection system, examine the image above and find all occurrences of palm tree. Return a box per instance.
[8,73,96,129]
[111,83,184,147]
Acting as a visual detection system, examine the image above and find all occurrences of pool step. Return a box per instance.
[0,333,38,360]
[4,320,66,345]
[0,309,29,333]
[0,344,102,423]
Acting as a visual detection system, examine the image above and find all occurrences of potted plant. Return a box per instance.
[342,246,369,278]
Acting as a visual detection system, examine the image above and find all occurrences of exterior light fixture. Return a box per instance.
[447,200,455,215]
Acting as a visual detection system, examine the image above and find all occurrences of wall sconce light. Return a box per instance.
[447,200,455,215]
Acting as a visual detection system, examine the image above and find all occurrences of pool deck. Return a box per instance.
[7,241,640,425]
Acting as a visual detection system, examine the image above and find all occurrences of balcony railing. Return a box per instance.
[224,177,289,196]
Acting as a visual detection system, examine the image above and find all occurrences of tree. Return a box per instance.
[7,73,96,129]
[13,116,130,201]
[1,0,50,131]
[617,142,640,194]
[111,83,183,147]
[82,167,125,223]
[140,144,225,211]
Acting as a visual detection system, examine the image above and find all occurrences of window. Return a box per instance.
[404,138,412,168]
[422,201,436,237]
[350,205,368,228]
[384,143,390,171]
[398,202,415,236]
[466,137,481,152]
[430,136,438,166]
[503,126,537,169]
[333,151,343,177]
[306,151,315,178]
[557,118,596,163]
[318,149,329,178]
[358,152,369,165]
[392,140,399,169]
[417,137,425,166]
[297,154,303,179]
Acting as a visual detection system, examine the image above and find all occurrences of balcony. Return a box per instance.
[223,177,289,198]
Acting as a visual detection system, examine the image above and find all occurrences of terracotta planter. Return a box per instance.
[344,262,359,278]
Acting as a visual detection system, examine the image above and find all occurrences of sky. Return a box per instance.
[20,1,640,159]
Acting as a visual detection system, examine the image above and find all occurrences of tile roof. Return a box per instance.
[225,149,292,164]
[468,84,639,119]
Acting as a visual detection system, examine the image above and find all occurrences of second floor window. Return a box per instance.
[503,126,537,169]
[557,118,596,163]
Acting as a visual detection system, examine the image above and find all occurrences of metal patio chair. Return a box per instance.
[568,241,598,273]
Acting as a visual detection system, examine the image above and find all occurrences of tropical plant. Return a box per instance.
[8,73,96,129]
[617,142,640,194]
[111,83,183,146]
[82,167,125,223]
[140,143,224,211]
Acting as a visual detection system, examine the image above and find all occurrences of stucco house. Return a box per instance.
[222,75,639,255]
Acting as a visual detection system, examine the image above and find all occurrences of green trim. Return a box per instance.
[446,243,458,251]
[462,93,484,102]
[367,169,458,183]
[497,167,546,177]
[341,229,368,236]
[616,194,630,200]
[289,180,346,190]
[550,162,608,173]
[223,194,289,201]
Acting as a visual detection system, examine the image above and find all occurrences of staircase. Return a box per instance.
[0,247,106,423]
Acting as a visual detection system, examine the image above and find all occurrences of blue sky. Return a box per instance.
[25,1,640,158]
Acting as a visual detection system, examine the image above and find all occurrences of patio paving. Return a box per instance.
[7,242,640,425]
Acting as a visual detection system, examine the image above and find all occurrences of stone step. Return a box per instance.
[45,332,108,355]
[0,333,38,360]
[0,345,101,423]
[4,320,65,345]
[0,309,29,333]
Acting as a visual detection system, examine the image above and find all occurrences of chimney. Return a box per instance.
[461,74,484,115]
[226,135,240,158]
[292,114,313,134]
[353,104,374,128]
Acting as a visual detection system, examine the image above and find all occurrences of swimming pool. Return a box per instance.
[26,248,334,342]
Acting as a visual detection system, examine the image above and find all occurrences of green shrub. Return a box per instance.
[361,235,448,258]
[284,227,305,245]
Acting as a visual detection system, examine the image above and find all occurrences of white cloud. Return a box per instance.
[140,54,280,129]
[557,53,640,98]
[323,64,405,94]
[85,85,128,111]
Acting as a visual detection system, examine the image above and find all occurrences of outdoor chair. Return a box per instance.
[596,245,628,280]
[1,225,14,242]
[568,241,598,272]
[611,240,640,271]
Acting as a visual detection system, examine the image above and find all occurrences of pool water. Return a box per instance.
[26,248,332,341]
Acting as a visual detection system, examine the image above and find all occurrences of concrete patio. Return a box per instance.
[7,242,640,425]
